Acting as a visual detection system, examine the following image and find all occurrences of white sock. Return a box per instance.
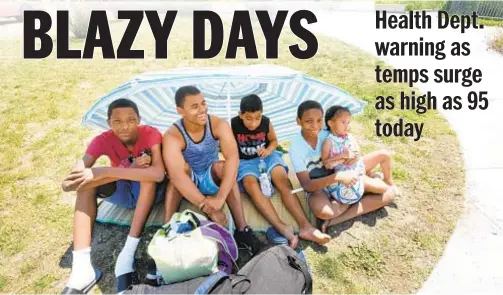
[67,247,95,290]
[114,235,140,277]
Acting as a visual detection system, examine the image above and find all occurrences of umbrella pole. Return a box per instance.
[227,88,231,124]
[290,188,305,194]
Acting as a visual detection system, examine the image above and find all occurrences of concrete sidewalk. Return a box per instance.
[309,5,503,294]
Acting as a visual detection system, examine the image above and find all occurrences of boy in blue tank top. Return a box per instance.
[162,86,264,256]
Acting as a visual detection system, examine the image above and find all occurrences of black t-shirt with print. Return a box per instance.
[231,115,270,160]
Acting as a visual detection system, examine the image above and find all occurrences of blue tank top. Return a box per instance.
[174,115,219,174]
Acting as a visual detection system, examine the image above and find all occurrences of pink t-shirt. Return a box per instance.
[86,125,162,168]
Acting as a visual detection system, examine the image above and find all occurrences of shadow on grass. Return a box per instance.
[296,237,329,254]
[263,201,399,255]
[58,223,143,294]
[302,201,399,256]
[326,201,398,240]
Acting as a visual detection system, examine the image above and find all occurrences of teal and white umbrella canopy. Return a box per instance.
[82,64,366,141]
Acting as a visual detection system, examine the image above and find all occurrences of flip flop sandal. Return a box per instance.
[144,258,159,287]
[116,271,138,293]
[61,268,103,294]
[266,227,288,245]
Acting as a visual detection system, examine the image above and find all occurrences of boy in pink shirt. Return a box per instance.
[60,99,166,294]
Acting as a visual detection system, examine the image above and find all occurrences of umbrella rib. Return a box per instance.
[216,82,228,100]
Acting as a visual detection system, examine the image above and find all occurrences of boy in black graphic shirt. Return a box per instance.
[231,95,330,247]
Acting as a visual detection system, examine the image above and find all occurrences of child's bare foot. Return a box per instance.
[390,185,401,196]
[299,225,330,244]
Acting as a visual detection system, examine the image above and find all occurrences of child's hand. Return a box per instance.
[132,155,151,168]
[63,168,95,191]
[257,147,272,158]
[344,157,358,166]
[205,195,226,212]
[343,147,359,165]
[326,159,345,169]
[336,170,358,187]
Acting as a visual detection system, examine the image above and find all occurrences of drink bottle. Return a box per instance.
[258,158,272,197]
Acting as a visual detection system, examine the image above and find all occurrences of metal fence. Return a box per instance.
[446,1,503,19]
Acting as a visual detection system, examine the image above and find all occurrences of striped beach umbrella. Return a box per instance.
[82,64,366,141]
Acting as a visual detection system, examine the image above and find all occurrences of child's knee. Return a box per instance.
[242,176,259,191]
[380,149,392,160]
[270,165,288,179]
[382,150,393,159]
[314,207,336,220]
[243,175,257,184]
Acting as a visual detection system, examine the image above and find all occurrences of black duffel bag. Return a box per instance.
[125,245,312,294]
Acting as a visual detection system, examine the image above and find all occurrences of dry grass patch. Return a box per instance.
[489,30,503,54]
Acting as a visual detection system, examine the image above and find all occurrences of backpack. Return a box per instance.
[233,244,312,294]
[147,210,237,284]
[127,245,312,294]
[125,271,233,294]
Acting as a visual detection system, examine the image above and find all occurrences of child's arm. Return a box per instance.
[258,122,278,158]
[321,139,333,169]
[322,139,347,169]
[296,170,358,193]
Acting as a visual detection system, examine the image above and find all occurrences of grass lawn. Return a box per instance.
[480,18,503,28]
[0,15,464,294]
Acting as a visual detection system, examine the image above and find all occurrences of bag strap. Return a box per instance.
[229,275,251,294]
[288,256,312,294]
[185,210,201,227]
[193,271,229,294]
[277,246,313,294]
[161,211,201,233]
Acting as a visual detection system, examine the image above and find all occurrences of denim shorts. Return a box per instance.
[191,163,220,196]
[237,151,288,182]
[98,178,167,209]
